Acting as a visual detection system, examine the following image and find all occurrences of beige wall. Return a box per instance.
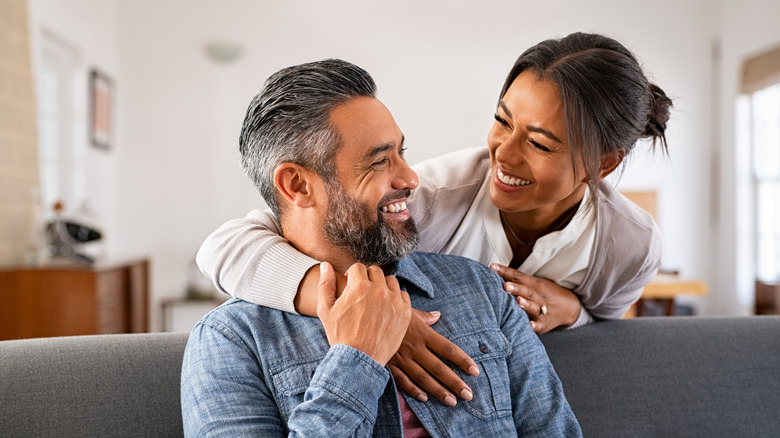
[0,0,39,265]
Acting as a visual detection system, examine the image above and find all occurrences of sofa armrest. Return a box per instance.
[0,332,189,438]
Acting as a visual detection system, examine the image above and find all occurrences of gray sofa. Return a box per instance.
[1,316,779,437]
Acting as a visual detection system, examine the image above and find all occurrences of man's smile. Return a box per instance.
[380,200,408,213]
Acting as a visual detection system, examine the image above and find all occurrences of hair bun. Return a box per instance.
[644,83,673,144]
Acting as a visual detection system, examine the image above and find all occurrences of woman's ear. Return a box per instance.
[597,148,626,180]
[273,163,320,208]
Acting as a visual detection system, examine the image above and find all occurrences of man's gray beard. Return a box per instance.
[323,183,419,266]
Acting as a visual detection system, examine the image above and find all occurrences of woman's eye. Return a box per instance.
[493,113,510,127]
[529,139,551,152]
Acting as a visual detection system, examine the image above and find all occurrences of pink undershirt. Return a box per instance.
[396,390,432,438]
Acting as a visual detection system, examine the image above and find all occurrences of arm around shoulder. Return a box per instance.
[196,209,319,313]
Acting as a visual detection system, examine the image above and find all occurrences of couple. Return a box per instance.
[182,32,671,436]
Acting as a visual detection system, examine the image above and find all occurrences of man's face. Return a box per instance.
[322,96,420,266]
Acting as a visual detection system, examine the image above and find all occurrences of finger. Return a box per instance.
[425,328,479,377]
[342,263,369,298]
[490,263,529,283]
[529,319,547,334]
[396,355,458,407]
[417,351,474,404]
[514,295,545,319]
[399,289,412,310]
[316,262,336,319]
[385,274,400,291]
[388,363,428,402]
[411,308,442,326]
[366,265,385,282]
[344,262,368,280]
[504,281,533,298]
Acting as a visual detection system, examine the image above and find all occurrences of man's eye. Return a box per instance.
[371,158,389,168]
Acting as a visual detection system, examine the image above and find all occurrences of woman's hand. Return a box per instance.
[490,264,581,334]
[387,309,480,406]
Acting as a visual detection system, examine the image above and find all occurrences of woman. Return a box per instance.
[198,32,672,402]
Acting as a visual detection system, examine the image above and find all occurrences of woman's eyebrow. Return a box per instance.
[498,101,562,143]
[527,126,562,143]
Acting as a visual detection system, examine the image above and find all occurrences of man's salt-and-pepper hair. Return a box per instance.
[238,59,377,218]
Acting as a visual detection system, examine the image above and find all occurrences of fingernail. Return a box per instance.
[429,311,441,318]
[506,283,516,293]
[319,263,326,275]
[416,393,428,402]
[443,394,457,406]
[460,388,473,401]
[490,264,500,271]
[517,297,527,307]
[469,365,480,376]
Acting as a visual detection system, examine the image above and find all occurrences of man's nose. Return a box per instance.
[391,160,419,190]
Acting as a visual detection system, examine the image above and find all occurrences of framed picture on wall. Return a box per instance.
[89,69,113,150]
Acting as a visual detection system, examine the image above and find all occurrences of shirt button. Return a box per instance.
[479,344,489,353]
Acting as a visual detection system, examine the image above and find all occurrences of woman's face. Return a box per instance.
[487,69,586,216]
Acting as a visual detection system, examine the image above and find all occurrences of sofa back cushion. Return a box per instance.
[541,316,780,438]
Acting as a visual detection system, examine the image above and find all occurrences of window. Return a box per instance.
[739,44,780,299]
[750,85,780,282]
[36,32,82,217]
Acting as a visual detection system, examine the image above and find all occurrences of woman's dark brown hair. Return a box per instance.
[500,32,673,199]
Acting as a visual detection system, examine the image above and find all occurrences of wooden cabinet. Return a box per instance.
[756,280,780,314]
[0,258,149,340]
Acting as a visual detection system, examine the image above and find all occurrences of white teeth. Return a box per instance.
[497,169,531,186]
[381,201,407,213]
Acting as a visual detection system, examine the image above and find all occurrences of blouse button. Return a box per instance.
[479,344,489,354]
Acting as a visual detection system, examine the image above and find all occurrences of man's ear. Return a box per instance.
[596,148,626,181]
[273,163,320,208]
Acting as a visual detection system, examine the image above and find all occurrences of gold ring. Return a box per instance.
[540,304,548,316]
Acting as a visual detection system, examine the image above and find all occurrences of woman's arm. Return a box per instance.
[196,209,319,314]
[196,147,491,312]
[491,183,663,333]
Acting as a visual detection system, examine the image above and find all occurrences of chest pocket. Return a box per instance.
[270,358,323,421]
[449,329,513,420]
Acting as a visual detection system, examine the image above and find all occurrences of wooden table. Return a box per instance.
[626,273,708,317]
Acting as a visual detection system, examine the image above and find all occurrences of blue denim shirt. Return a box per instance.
[181,252,581,437]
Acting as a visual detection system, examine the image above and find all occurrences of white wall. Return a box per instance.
[28,0,121,256]
[28,0,774,329]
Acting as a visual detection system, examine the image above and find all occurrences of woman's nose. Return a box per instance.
[494,135,526,165]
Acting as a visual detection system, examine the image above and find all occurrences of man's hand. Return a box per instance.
[317,262,411,366]
[490,264,582,334]
[388,309,479,406]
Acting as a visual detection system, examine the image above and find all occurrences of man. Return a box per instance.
[180,59,581,437]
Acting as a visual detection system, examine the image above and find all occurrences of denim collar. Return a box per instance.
[389,254,435,299]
